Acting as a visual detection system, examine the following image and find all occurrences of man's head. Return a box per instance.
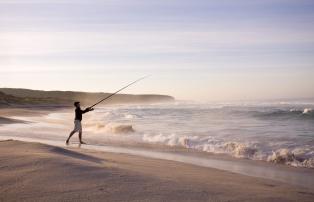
[74,101,80,108]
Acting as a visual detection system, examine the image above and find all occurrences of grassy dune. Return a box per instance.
[0,88,174,107]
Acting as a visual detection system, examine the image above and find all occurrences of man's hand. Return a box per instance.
[87,107,94,111]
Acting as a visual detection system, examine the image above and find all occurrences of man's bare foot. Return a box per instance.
[66,140,69,145]
[80,141,86,144]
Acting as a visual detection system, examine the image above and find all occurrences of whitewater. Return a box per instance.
[1,101,314,169]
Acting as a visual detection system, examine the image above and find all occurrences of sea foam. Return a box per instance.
[142,133,314,168]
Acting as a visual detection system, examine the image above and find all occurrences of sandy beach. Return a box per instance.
[1,140,313,202]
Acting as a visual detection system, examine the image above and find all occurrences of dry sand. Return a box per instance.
[1,140,314,202]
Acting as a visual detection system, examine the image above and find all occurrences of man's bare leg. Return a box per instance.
[66,130,76,144]
[79,132,86,144]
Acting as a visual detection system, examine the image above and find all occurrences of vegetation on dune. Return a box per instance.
[0,88,174,107]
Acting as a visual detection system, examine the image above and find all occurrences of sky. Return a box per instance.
[0,0,314,101]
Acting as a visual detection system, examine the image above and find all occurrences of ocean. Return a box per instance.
[1,101,313,169]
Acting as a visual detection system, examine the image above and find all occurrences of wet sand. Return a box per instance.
[0,107,68,117]
[0,140,313,202]
[0,107,69,125]
[0,117,25,125]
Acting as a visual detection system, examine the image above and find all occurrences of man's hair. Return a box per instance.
[74,101,80,107]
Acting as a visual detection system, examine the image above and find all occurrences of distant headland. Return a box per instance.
[0,88,175,107]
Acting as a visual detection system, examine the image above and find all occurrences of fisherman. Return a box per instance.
[66,102,94,145]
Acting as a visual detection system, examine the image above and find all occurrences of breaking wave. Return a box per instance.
[86,122,135,134]
[267,148,314,168]
[142,133,314,168]
[124,113,141,119]
[254,108,314,119]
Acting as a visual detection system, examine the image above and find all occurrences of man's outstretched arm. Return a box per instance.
[82,107,94,113]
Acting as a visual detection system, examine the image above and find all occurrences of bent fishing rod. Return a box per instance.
[89,75,150,108]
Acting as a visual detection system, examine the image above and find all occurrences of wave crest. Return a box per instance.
[255,108,314,119]
[302,108,313,114]
[223,142,257,158]
[143,133,189,146]
[142,133,314,168]
[267,149,295,163]
[267,148,314,168]
[87,123,135,134]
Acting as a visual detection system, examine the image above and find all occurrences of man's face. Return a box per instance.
[76,103,80,108]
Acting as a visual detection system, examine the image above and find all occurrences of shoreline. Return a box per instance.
[1,135,314,190]
[1,140,314,202]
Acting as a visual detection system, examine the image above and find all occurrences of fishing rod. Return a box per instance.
[89,75,150,108]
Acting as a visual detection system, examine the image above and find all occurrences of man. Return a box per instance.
[66,102,94,145]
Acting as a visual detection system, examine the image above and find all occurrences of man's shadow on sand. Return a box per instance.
[51,146,104,164]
